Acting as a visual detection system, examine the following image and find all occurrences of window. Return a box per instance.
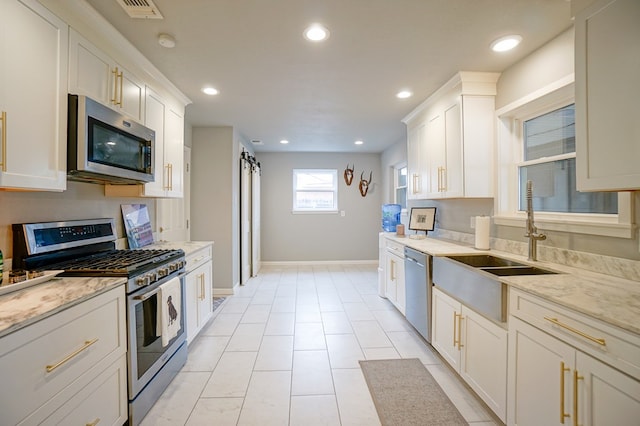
[518,104,617,214]
[292,169,338,212]
[494,79,633,238]
[394,165,407,210]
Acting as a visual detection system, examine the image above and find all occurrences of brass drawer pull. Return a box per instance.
[86,418,100,426]
[573,369,583,426]
[560,362,570,423]
[544,317,606,346]
[46,338,99,373]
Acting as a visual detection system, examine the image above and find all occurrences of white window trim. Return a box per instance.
[494,75,634,239]
[394,162,408,213]
[292,169,339,213]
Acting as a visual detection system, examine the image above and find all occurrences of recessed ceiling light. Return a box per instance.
[202,87,219,95]
[490,35,522,52]
[396,90,412,99]
[354,140,364,145]
[158,33,176,48]
[304,24,330,42]
[280,139,289,144]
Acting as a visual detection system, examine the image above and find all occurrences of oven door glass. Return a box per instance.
[88,117,151,174]
[130,279,185,390]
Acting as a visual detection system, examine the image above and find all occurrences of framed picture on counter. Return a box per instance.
[408,207,436,233]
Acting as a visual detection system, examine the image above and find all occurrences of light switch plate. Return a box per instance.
[470,216,475,229]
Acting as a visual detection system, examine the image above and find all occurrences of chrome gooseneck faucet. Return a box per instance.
[525,180,546,261]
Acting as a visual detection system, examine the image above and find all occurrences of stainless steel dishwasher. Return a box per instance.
[404,247,432,342]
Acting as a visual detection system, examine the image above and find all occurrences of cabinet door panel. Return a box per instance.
[444,102,463,197]
[69,30,111,105]
[577,352,640,426]
[144,88,167,196]
[0,0,67,190]
[165,106,184,197]
[431,288,460,369]
[508,317,575,426]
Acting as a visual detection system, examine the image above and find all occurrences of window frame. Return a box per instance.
[494,77,634,238]
[394,163,408,212]
[292,168,339,214]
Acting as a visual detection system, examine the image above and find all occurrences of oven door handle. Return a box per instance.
[133,272,187,301]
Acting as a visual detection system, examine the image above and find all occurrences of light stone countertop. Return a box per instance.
[0,276,126,338]
[383,233,640,336]
[144,240,213,257]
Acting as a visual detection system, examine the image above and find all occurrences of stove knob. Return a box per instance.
[136,276,146,286]
[148,272,157,283]
[158,268,169,278]
[169,263,177,272]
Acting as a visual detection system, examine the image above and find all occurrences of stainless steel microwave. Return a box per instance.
[67,94,155,184]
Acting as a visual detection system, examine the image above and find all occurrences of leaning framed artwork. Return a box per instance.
[408,207,436,234]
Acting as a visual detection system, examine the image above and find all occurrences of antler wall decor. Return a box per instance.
[343,164,355,186]
[359,171,372,197]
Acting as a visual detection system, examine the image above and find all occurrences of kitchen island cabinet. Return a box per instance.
[575,0,640,191]
[508,288,640,426]
[432,287,507,422]
[0,285,127,425]
[0,0,68,191]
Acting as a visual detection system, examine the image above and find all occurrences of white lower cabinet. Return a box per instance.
[508,288,640,426]
[385,240,405,315]
[432,287,507,422]
[0,285,127,425]
[185,244,214,343]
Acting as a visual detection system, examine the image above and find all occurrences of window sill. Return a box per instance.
[493,215,636,239]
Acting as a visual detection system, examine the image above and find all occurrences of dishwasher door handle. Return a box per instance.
[406,257,424,268]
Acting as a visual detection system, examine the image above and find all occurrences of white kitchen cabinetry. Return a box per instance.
[69,29,144,122]
[402,72,499,199]
[508,288,640,426]
[106,87,185,199]
[0,285,127,425]
[0,0,67,191]
[575,0,640,191]
[432,287,508,422]
[185,244,214,343]
[385,239,406,315]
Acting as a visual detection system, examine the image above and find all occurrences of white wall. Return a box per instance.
[0,182,156,261]
[259,152,382,262]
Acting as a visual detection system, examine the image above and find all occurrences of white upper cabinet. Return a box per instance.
[0,0,68,191]
[575,0,640,191]
[69,29,144,123]
[403,72,499,199]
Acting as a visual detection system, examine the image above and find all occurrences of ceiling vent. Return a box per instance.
[115,0,164,19]
[250,139,264,146]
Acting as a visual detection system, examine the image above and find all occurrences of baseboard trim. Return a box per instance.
[213,288,235,296]
[260,260,378,266]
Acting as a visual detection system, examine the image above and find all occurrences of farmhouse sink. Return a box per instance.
[433,255,559,323]
[446,254,527,268]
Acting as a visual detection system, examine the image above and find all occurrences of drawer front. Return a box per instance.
[385,239,405,258]
[0,286,126,425]
[186,244,213,271]
[509,288,640,380]
[41,355,128,426]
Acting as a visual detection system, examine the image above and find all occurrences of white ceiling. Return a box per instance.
[84,0,573,153]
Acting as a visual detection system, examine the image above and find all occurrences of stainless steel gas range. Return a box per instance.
[12,218,187,425]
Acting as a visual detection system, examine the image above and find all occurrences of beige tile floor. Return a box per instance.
[141,264,500,426]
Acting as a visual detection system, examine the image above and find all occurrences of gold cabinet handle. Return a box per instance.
[560,362,570,424]
[544,317,606,346]
[390,260,396,281]
[86,418,100,426]
[111,67,119,105]
[453,311,463,349]
[441,167,447,192]
[199,273,205,301]
[118,70,124,108]
[411,173,419,194]
[46,338,99,373]
[163,164,170,190]
[573,370,583,426]
[0,111,6,172]
[169,163,173,190]
[437,167,442,192]
[192,255,205,263]
[456,312,463,349]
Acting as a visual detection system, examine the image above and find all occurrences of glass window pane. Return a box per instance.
[295,191,335,209]
[518,158,617,214]
[397,167,407,187]
[523,104,575,161]
[396,188,407,209]
[295,171,335,190]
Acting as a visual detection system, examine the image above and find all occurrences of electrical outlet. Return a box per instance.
[470,216,475,229]
[340,210,346,217]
